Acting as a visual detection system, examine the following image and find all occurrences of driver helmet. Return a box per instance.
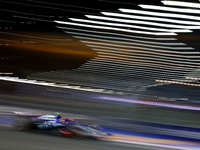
[55,112,61,119]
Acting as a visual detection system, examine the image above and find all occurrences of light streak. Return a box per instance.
[57,26,177,40]
[162,1,200,8]
[155,80,200,87]
[0,39,20,43]
[97,52,200,65]
[0,76,105,92]
[2,0,94,14]
[171,79,200,83]
[0,20,16,23]
[26,0,111,12]
[91,57,193,70]
[86,15,195,30]
[79,66,175,78]
[119,9,200,21]
[91,47,200,59]
[0,31,70,41]
[0,8,49,17]
[12,15,53,22]
[76,36,193,50]
[98,0,136,5]
[139,5,200,14]
[79,69,165,79]
[65,31,185,45]
[186,77,200,80]
[85,42,199,55]
[81,40,194,51]
[0,73,13,74]
[85,60,189,73]
[93,49,200,63]
[99,95,200,111]
[97,55,198,68]
[55,21,176,35]
[70,18,183,33]
[101,12,200,26]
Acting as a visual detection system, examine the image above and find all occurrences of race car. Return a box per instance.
[12,112,109,139]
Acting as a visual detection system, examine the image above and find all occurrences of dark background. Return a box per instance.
[0,0,169,78]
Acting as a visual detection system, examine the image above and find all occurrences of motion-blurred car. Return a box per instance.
[12,112,109,139]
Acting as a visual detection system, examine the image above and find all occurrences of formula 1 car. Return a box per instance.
[12,112,109,139]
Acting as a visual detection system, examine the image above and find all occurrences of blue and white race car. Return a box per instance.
[12,112,109,139]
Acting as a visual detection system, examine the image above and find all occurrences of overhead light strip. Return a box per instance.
[85,15,195,30]
[81,40,194,51]
[70,17,183,33]
[66,31,185,45]
[139,5,200,14]
[91,57,193,70]
[91,47,200,59]
[162,1,200,9]
[76,36,193,50]
[56,26,177,40]
[119,9,200,21]
[55,21,176,35]
[97,52,200,65]
[101,12,200,26]
[97,55,198,68]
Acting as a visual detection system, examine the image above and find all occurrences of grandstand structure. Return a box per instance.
[26,1,200,100]
[0,0,200,100]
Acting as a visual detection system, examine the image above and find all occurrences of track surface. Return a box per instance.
[0,126,183,150]
[0,85,200,150]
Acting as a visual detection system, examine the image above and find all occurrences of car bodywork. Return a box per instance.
[12,112,109,139]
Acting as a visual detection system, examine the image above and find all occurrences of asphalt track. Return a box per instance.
[0,100,200,150]
[0,125,188,150]
[0,84,200,150]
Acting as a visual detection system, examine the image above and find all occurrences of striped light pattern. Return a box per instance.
[100,12,200,27]
[162,1,200,8]
[85,14,196,30]
[139,4,200,14]
[155,78,200,87]
[0,76,105,92]
[119,9,200,21]
[1,76,200,110]
[29,0,200,94]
